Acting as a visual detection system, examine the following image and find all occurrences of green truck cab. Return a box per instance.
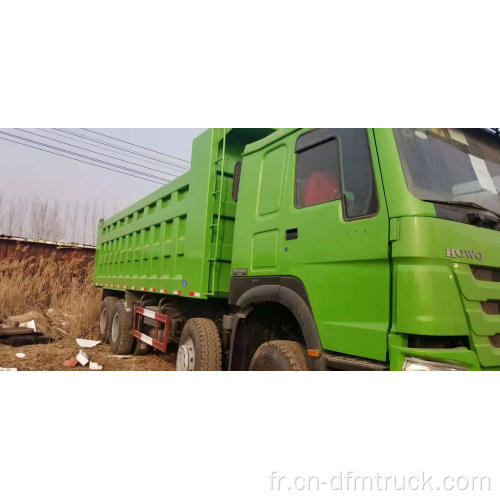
[94,128,500,371]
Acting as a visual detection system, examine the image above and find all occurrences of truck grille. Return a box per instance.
[471,265,500,282]
[481,301,500,315]
[490,334,500,348]
[454,263,500,366]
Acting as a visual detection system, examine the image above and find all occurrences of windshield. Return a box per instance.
[394,128,500,215]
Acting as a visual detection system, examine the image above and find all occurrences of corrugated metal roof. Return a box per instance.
[0,234,95,250]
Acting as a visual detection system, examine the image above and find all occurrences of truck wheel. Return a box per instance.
[176,318,221,371]
[110,300,135,355]
[249,340,308,371]
[99,296,118,343]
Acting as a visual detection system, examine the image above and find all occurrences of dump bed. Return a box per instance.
[93,128,275,299]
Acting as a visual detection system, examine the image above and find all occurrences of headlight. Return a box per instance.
[402,357,467,371]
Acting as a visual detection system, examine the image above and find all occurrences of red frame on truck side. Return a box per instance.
[133,306,169,352]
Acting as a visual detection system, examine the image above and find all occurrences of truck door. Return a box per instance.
[280,128,390,361]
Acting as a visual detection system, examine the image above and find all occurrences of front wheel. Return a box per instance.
[176,318,222,371]
[249,340,308,371]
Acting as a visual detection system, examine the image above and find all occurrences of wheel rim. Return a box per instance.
[99,308,107,336]
[176,338,195,371]
[111,312,120,343]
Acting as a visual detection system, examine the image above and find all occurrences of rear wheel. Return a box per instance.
[249,340,307,371]
[176,318,222,371]
[99,296,118,343]
[110,300,135,355]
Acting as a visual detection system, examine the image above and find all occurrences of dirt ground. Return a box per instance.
[0,251,177,371]
[0,335,176,371]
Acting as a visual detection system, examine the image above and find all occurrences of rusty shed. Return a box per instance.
[0,235,95,265]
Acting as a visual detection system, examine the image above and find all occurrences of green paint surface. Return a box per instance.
[95,128,500,370]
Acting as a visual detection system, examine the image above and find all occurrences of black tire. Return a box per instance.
[109,300,135,355]
[249,340,308,371]
[176,318,222,371]
[99,296,118,343]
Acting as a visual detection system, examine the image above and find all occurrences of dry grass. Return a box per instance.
[0,248,175,370]
[0,248,100,338]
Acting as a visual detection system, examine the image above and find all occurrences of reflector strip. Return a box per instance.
[173,290,181,295]
[135,332,153,346]
[142,309,157,320]
[189,292,201,297]
[132,286,137,290]
[160,289,168,293]
[125,285,129,290]
[141,287,147,291]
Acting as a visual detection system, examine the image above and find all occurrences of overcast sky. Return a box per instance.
[1,128,205,211]
[0,128,206,242]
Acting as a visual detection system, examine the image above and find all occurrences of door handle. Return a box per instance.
[286,228,298,240]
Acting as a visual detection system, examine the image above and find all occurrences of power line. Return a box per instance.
[15,128,181,179]
[82,128,191,164]
[0,130,169,182]
[0,130,170,183]
[0,135,165,185]
[55,128,190,171]
[39,128,188,172]
[54,128,189,173]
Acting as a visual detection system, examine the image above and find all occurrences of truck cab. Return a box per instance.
[95,128,500,370]
[228,128,500,370]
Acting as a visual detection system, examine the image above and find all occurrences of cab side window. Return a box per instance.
[295,129,378,218]
[295,130,341,208]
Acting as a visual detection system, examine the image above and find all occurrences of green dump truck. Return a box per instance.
[94,128,500,371]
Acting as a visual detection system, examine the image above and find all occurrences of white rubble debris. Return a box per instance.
[19,320,36,331]
[76,350,90,366]
[76,339,101,348]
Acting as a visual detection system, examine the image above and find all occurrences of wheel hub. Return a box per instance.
[176,338,195,371]
[99,309,107,335]
[111,313,120,343]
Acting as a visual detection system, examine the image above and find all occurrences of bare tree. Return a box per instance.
[26,198,62,241]
[70,201,79,243]
[5,198,27,236]
[62,201,70,242]
[0,192,112,244]
[82,201,89,245]
[0,193,3,233]
[90,202,98,245]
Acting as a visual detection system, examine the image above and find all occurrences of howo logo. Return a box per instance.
[445,248,483,260]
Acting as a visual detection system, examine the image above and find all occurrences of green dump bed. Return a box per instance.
[93,128,275,299]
